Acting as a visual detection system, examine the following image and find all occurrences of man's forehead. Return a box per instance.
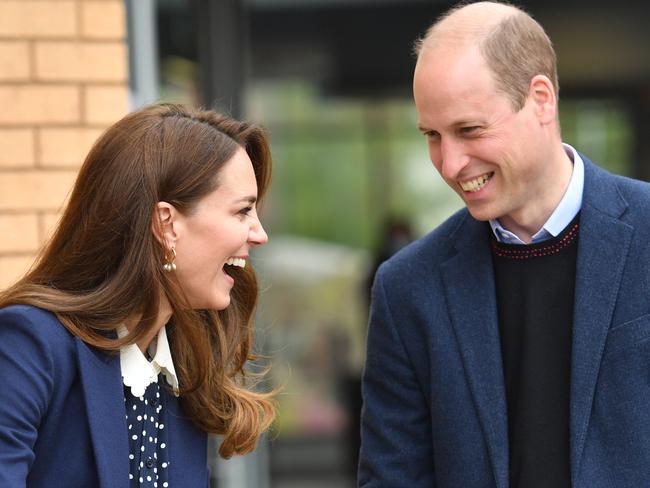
[416,41,485,77]
[415,47,494,97]
[414,69,511,131]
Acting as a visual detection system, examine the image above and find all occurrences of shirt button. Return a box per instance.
[146,457,155,468]
[150,398,158,407]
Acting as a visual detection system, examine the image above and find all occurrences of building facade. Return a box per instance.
[0,0,128,288]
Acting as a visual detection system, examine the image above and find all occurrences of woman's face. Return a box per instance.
[172,147,268,310]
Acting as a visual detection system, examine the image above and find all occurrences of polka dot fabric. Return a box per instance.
[125,376,170,487]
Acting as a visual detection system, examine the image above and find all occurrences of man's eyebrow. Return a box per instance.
[418,119,482,133]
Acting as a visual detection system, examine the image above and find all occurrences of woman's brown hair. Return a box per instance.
[0,103,275,458]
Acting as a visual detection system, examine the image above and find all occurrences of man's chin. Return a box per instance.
[465,204,498,222]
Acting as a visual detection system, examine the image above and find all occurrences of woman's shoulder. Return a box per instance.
[0,304,76,351]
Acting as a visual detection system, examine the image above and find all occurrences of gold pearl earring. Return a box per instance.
[163,247,177,272]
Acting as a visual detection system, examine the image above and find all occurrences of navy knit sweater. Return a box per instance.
[491,214,580,488]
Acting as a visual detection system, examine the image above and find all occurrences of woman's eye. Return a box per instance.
[239,207,253,217]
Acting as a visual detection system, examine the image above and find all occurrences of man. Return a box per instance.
[359,2,650,487]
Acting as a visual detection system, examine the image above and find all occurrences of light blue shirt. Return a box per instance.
[489,143,584,245]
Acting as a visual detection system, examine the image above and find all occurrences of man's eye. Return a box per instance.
[460,126,479,134]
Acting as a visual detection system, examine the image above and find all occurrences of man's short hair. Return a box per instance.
[415,2,559,111]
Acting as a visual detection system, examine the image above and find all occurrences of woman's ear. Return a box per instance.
[152,201,178,248]
[528,74,557,125]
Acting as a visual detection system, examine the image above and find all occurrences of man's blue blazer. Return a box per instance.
[0,305,209,487]
[359,157,650,487]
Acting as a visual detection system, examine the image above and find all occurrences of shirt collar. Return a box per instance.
[118,324,179,398]
[489,143,584,244]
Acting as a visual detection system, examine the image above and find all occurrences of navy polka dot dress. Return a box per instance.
[124,375,170,487]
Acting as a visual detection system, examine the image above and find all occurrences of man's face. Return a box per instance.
[413,45,552,229]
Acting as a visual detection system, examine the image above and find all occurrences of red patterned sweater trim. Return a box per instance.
[491,222,579,260]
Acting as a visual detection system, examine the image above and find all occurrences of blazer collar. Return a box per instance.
[76,335,207,486]
[569,156,632,483]
[165,393,209,485]
[76,339,130,488]
[441,214,509,488]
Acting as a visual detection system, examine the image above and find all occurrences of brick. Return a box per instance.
[35,42,127,82]
[81,1,126,40]
[0,86,80,125]
[0,214,40,253]
[0,42,30,81]
[0,255,35,290]
[38,127,103,167]
[0,129,35,167]
[84,85,128,124]
[0,254,34,289]
[0,2,76,38]
[0,170,78,211]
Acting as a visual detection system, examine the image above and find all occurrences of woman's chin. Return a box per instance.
[187,292,231,311]
[210,292,231,311]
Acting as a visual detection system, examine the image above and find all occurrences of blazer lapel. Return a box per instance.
[441,215,509,488]
[76,339,130,488]
[570,159,633,484]
[165,393,208,485]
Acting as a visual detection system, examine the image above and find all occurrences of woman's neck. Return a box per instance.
[126,294,173,354]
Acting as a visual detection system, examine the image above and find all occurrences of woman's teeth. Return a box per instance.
[226,257,246,268]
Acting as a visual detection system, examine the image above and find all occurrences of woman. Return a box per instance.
[0,104,276,487]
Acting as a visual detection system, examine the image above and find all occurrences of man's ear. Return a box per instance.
[528,74,557,125]
[152,201,178,248]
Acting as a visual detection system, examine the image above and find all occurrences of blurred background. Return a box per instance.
[1,0,650,486]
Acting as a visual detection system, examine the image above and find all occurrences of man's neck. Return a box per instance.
[498,145,575,244]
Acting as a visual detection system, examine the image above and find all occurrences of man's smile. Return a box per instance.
[459,172,494,193]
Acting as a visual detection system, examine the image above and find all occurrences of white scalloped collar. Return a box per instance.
[118,324,179,398]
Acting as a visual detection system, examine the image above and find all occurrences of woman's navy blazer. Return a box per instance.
[0,305,209,487]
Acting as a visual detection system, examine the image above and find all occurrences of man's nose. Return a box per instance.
[439,138,469,181]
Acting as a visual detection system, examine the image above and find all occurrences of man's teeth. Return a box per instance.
[226,257,246,268]
[460,173,492,193]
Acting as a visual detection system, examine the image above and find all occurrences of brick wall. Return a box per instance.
[0,0,128,288]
